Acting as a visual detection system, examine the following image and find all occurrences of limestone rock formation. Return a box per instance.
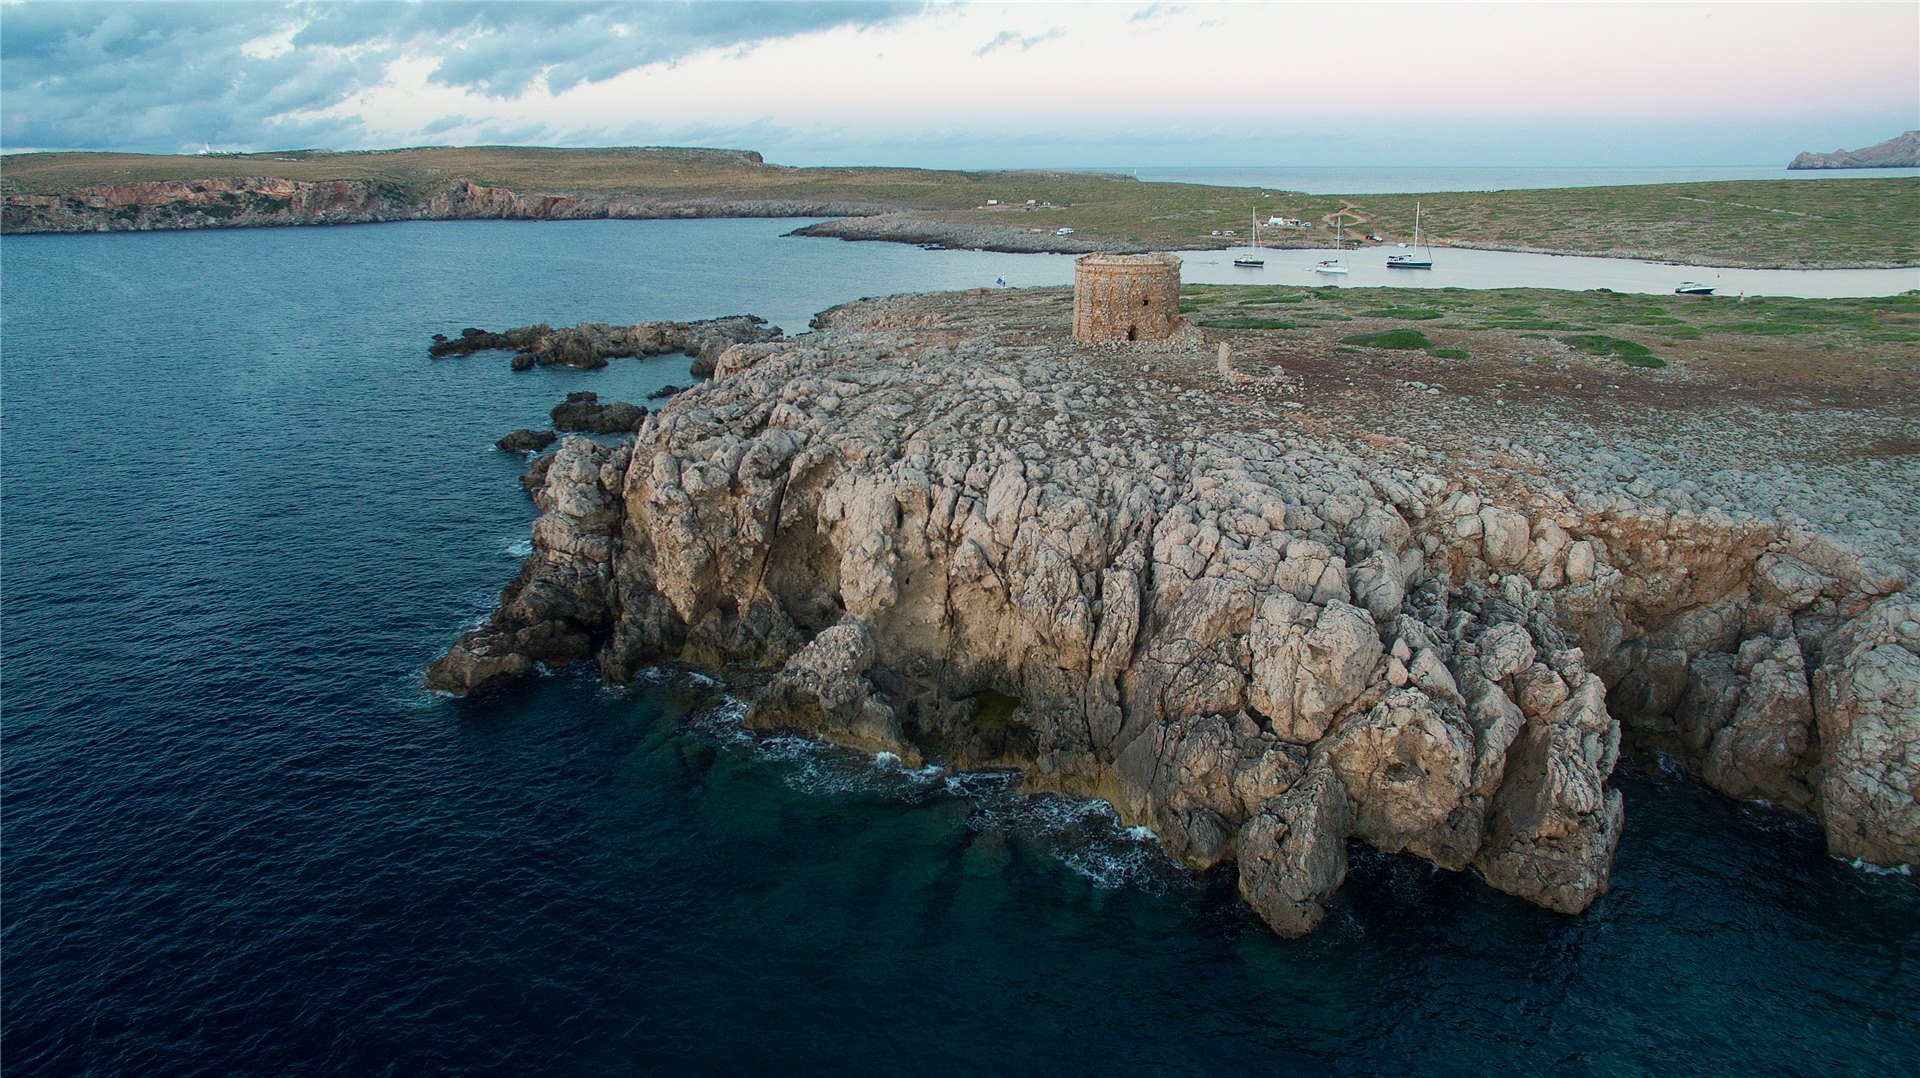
[497,428,558,453]
[1813,597,1920,864]
[431,288,1918,935]
[1789,131,1920,170]
[430,317,780,372]
[550,392,647,434]
[1237,765,1352,937]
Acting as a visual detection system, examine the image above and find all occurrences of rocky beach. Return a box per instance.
[430,285,1919,936]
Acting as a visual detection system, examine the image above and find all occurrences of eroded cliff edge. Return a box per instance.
[0,175,893,234]
[431,288,1919,936]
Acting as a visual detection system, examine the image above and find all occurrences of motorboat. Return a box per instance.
[1674,282,1715,295]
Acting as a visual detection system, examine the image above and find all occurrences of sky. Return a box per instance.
[2,1,1916,167]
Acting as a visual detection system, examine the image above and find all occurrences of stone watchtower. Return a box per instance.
[1072,252,1182,343]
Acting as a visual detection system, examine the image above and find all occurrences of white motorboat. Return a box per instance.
[1674,282,1715,296]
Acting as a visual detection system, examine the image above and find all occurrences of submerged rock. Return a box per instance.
[431,288,1919,935]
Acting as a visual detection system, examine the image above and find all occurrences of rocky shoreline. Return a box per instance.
[0,175,892,235]
[12,173,1914,270]
[427,286,1917,937]
[430,316,780,374]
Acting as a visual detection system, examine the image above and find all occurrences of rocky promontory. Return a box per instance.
[1790,131,1920,170]
[429,287,1918,936]
[431,316,780,372]
[790,213,1136,254]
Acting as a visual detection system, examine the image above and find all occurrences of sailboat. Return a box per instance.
[1313,217,1349,274]
[1233,213,1265,267]
[1387,201,1434,269]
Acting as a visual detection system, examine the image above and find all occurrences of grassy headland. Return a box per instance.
[3,145,1916,268]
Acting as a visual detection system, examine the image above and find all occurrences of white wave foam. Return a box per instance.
[675,712,1180,895]
[689,695,754,744]
[1055,841,1168,891]
[503,538,533,558]
[955,783,1180,893]
[1847,858,1912,877]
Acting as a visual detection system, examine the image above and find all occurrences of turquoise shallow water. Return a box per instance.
[3,220,1917,1075]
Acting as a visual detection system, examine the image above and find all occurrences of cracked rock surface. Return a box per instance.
[429,287,1918,935]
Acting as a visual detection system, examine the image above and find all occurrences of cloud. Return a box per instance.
[973,26,1063,57]
[0,1,916,151]
[1128,4,1187,24]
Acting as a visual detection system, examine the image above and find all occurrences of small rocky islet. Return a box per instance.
[430,281,1918,937]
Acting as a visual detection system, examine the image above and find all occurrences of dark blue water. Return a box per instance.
[4,220,1916,1076]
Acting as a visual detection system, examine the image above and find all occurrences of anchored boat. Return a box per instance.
[1233,213,1266,267]
[1387,201,1435,269]
[1313,217,1349,274]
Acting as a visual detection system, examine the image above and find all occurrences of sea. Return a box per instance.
[4,218,1917,1076]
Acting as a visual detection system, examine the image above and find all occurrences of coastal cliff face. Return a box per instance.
[1789,131,1920,170]
[0,176,891,234]
[429,289,1918,935]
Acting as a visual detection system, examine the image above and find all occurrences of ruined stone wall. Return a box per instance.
[1073,253,1182,342]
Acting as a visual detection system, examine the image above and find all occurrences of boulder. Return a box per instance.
[1813,599,1920,865]
[496,428,557,452]
[550,391,647,434]
[1237,765,1352,937]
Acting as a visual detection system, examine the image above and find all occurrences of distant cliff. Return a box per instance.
[0,175,891,234]
[1789,131,1920,170]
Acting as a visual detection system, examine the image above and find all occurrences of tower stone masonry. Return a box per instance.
[1072,252,1182,343]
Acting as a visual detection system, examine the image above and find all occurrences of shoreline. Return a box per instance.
[5,154,1915,271]
[790,214,1920,271]
[9,200,1915,274]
